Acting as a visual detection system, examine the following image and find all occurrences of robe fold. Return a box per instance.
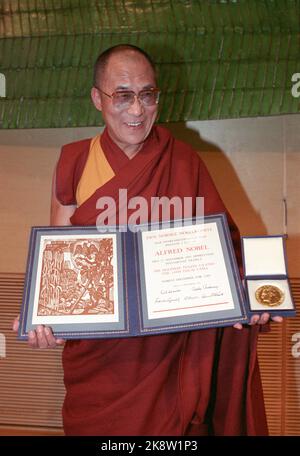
[56,125,268,436]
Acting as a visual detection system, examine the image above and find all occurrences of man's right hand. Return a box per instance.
[13,316,65,349]
[11,169,74,350]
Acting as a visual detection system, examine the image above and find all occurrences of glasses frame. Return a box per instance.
[95,86,161,108]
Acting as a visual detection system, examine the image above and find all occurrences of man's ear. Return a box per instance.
[91,87,102,111]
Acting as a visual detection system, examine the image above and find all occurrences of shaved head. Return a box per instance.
[93,44,156,87]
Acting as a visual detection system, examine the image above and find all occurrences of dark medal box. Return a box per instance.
[241,235,296,317]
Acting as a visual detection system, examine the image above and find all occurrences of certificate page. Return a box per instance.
[141,222,235,319]
[31,233,119,325]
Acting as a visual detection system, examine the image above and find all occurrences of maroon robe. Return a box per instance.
[56,125,268,436]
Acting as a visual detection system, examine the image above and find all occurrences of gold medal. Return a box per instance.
[255,285,285,307]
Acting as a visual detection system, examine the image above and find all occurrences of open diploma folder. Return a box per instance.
[19,214,249,340]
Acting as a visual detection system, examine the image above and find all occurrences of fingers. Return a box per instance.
[250,313,269,325]
[41,326,57,348]
[234,313,269,329]
[271,315,283,323]
[12,315,20,332]
[233,323,243,330]
[55,338,65,345]
[28,329,39,348]
[28,325,63,349]
[13,315,64,349]
[232,312,284,330]
[250,315,260,325]
[250,313,283,325]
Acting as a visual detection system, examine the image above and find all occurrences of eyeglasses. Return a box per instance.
[95,86,160,109]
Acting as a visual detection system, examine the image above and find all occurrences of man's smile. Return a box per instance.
[124,121,143,128]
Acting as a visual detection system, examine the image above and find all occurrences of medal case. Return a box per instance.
[241,235,296,317]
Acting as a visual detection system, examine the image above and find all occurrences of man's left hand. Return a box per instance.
[234,313,283,330]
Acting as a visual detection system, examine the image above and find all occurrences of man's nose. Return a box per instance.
[127,95,144,115]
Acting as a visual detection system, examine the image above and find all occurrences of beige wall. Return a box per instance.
[0,114,299,275]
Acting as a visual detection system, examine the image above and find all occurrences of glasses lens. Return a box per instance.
[113,91,135,108]
[112,89,160,108]
[139,89,160,106]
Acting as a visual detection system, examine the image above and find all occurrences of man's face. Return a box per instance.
[92,51,158,156]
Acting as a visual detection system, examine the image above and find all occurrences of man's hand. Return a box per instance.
[12,315,64,349]
[234,312,283,330]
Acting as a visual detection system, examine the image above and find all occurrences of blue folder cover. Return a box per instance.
[19,213,249,340]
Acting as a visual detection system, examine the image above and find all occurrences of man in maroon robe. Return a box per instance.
[14,44,282,436]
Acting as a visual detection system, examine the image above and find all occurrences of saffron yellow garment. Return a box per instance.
[76,135,115,206]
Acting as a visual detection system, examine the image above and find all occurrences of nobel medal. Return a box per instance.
[255,285,285,307]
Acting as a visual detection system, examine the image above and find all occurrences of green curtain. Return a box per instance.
[0,0,299,128]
